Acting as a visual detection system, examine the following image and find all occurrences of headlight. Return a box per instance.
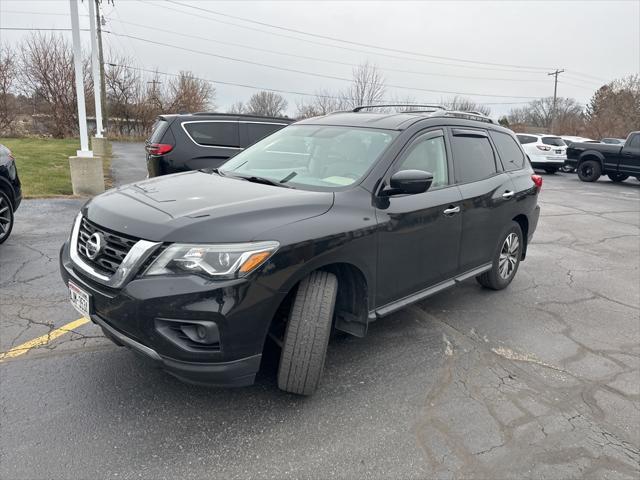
[144,241,279,279]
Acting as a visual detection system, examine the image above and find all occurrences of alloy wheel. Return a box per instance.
[498,233,519,279]
[0,195,12,241]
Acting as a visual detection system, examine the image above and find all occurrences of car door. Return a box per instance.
[375,129,463,307]
[619,133,640,177]
[450,128,518,272]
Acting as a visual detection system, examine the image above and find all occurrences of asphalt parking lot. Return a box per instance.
[1,160,639,478]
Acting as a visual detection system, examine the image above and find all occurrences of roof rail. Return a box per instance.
[191,112,291,121]
[434,110,496,124]
[353,104,446,112]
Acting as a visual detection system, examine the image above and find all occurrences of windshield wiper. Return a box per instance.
[229,173,294,188]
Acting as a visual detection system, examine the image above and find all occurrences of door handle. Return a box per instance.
[443,206,460,216]
[502,191,515,199]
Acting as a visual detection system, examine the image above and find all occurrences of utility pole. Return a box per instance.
[548,68,564,131]
[95,0,108,132]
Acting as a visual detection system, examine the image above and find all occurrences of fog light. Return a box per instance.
[196,325,207,340]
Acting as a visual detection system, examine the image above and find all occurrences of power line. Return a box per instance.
[105,30,541,100]
[138,0,549,76]
[165,0,552,72]
[106,62,533,106]
[105,15,552,85]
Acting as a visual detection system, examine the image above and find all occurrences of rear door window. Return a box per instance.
[183,121,239,148]
[451,130,498,184]
[490,131,525,172]
[245,122,287,146]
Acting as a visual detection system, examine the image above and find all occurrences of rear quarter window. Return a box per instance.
[541,136,566,146]
[149,119,169,143]
[516,135,537,144]
[490,131,525,172]
[183,121,239,148]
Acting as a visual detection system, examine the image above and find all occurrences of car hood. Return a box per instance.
[82,171,334,243]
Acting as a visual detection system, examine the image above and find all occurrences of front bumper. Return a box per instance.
[60,241,284,387]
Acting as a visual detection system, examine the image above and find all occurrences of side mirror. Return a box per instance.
[382,170,433,196]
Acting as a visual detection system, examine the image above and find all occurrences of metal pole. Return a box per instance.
[88,0,103,138]
[95,0,108,131]
[69,0,92,156]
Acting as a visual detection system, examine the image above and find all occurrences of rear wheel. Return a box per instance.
[0,191,14,244]
[607,173,629,183]
[476,222,523,290]
[577,160,601,182]
[277,271,338,396]
[544,167,558,174]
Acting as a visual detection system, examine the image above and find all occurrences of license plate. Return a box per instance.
[68,281,91,318]
[555,149,562,154]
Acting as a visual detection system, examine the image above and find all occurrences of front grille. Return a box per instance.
[77,217,138,276]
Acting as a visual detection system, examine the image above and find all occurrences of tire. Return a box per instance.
[577,160,601,182]
[277,270,338,395]
[0,190,14,245]
[607,173,629,183]
[544,167,558,174]
[476,222,523,291]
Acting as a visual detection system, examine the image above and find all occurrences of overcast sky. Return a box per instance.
[1,0,638,117]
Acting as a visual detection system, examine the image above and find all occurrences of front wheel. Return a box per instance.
[0,191,14,244]
[476,222,523,290]
[277,270,338,395]
[608,173,629,183]
[577,160,601,182]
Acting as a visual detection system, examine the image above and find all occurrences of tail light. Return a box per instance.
[531,174,543,192]
[146,143,173,155]
[536,145,551,151]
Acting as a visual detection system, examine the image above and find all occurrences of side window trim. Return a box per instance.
[389,128,450,189]
[452,128,489,138]
[180,120,243,150]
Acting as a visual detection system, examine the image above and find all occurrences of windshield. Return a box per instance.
[220,124,398,190]
[541,136,566,147]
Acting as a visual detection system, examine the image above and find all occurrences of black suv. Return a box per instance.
[60,106,541,395]
[146,113,292,177]
[0,144,22,244]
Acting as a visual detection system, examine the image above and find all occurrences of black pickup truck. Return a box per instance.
[566,131,640,182]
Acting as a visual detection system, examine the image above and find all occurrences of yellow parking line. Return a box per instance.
[0,317,90,362]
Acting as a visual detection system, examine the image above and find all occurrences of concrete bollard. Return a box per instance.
[91,136,109,157]
[69,156,105,196]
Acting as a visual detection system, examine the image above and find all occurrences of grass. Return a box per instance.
[0,137,111,197]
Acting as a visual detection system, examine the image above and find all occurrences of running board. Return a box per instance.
[373,263,492,318]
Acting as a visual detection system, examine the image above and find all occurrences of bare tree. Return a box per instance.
[165,71,214,113]
[585,75,640,138]
[507,96,583,133]
[105,56,145,135]
[246,91,288,117]
[295,89,345,119]
[443,96,491,116]
[227,101,246,114]
[344,61,386,108]
[19,33,77,138]
[0,43,18,134]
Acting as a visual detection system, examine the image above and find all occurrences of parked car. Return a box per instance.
[60,106,541,395]
[515,133,567,173]
[0,144,22,244]
[601,138,627,145]
[566,131,640,182]
[145,113,293,177]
